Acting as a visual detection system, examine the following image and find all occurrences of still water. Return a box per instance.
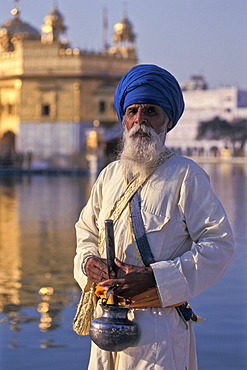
[0,163,246,370]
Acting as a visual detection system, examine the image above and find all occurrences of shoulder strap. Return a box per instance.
[129,149,176,266]
[130,189,155,266]
[98,148,176,253]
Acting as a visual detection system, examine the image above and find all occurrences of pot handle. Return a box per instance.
[102,286,131,306]
[102,286,118,306]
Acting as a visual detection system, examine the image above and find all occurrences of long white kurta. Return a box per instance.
[74,154,234,370]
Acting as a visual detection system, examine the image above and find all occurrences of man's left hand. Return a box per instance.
[98,258,156,298]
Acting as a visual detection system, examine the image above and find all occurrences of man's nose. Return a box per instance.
[134,109,147,125]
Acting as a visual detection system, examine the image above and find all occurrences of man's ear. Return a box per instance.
[167,120,173,129]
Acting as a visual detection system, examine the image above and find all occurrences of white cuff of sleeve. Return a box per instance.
[81,255,94,276]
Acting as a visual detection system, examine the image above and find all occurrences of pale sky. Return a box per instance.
[1,0,247,89]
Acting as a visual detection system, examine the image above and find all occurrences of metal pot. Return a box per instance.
[90,300,139,352]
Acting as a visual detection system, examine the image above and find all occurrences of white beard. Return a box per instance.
[119,124,167,178]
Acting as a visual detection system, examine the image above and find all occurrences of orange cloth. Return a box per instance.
[94,285,107,298]
[94,285,184,308]
[94,285,115,304]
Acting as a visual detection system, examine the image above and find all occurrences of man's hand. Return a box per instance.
[84,256,116,284]
[98,258,156,298]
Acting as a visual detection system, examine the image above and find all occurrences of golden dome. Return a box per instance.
[44,8,66,33]
[110,15,136,58]
[41,7,67,43]
[113,17,135,42]
[0,6,40,52]
[0,7,40,43]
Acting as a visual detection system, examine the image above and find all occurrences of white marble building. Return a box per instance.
[166,85,247,156]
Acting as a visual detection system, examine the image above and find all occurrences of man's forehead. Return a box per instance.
[126,103,162,110]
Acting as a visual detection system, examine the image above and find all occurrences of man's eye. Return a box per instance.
[127,108,137,115]
[146,107,156,114]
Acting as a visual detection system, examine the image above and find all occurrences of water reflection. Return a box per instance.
[202,163,247,244]
[38,287,55,331]
[0,164,247,368]
[0,178,22,319]
[0,175,92,339]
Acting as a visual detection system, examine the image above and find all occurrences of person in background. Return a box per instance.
[74,64,234,370]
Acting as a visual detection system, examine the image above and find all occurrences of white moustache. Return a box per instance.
[129,124,153,137]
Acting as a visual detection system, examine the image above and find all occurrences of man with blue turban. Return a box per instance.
[74,64,234,369]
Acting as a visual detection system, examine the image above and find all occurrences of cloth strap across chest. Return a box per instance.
[128,174,184,309]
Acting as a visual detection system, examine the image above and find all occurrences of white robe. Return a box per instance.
[74,154,234,370]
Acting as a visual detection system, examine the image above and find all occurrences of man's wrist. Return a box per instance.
[81,255,94,276]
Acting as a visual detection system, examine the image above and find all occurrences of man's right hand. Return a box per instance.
[84,256,115,284]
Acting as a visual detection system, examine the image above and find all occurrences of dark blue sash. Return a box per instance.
[129,189,155,267]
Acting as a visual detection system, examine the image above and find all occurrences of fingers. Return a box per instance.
[88,269,108,284]
[114,258,132,273]
[98,278,123,287]
[85,256,110,284]
[114,258,147,275]
[98,277,134,298]
[114,257,125,267]
[98,278,128,299]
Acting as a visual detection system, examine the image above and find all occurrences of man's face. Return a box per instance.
[124,103,172,137]
[120,103,171,176]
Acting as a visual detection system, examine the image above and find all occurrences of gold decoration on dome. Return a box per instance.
[114,22,124,33]
[10,8,18,17]
[41,5,68,44]
[41,24,53,33]
[113,17,135,41]
[11,0,20,17]
[110,12,136,58]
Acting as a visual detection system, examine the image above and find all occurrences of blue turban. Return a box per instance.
[114,64,185,131]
